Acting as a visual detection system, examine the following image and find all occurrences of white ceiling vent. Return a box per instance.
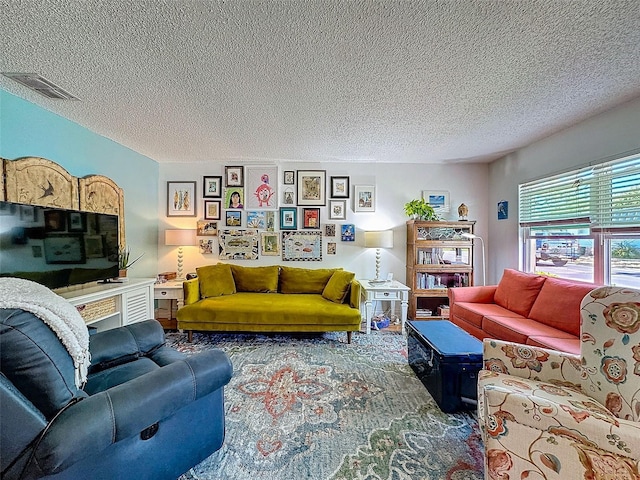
[2,73,79,100]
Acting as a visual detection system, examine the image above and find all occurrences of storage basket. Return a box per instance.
[76,297,117,322]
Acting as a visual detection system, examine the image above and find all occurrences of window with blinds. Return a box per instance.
[519,151,640,229]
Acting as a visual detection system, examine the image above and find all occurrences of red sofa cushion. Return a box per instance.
[482,315,576,346]
[494,269,546,317]
[526,335,580,355]
[452,302,523,328]
[528,277,597,336]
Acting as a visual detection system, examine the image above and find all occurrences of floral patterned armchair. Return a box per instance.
[478,286,640,479]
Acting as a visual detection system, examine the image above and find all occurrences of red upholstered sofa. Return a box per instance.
[448,269,599,355]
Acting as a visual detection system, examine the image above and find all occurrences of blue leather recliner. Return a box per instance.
[0,310,233,480]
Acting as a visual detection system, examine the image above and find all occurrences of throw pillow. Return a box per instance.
[197,263,236,298]
[322,270,355,303]
[230,265,279,292]
[494,269,546,317]
[279,266,340,294]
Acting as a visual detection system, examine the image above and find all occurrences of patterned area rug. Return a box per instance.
[167,331,484,480]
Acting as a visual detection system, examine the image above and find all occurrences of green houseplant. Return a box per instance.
[404,198,439,221]
[118,246,144,277]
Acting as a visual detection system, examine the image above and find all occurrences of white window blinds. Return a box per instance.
[520,152,640,229]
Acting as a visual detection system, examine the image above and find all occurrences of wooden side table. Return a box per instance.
[154,280,184,330]
[359,280,410,334]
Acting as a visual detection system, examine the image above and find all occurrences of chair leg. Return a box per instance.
[347,331,352,344]
[187,330,193,342]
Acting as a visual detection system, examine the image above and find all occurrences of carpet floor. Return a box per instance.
[167,330,484,480]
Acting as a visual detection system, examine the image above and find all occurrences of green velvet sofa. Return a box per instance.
[176,264,362,343]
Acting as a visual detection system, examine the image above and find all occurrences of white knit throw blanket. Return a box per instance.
[0,277,90,388]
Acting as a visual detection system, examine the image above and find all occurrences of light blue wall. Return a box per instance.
[0,89,159,277]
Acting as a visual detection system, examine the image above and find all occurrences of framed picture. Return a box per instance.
[297,170,326,206]
[167,181,197,217]
[19,205,36,222]
[225,166,244,187]
[282,231,322,261]
[84,235,104,258]
[279,207,297,230]
[260,231,280,256]
[327,242,336,255]
[226,210,242,226]
[224,187,245,209]
[325,224,336,236]
[44,210,66,231]
[197,220,218,236]
[354,185,375,212]
[330,176,350,198]
[302,208,320,229]
[245,165,278,209]
[67,212,86,232]
[246,210,267,229]
[44,235,85,264]
[422,190,450,213]
[265,211,276,231]
[203,176,222,198]
[498,200,509,220]
[283,170,295,185]
[329,200,346,220]
[204,200,221,220]
[218,229,259,260]
[199,239,214,254]
[282,187,296,206]
[341,224,355,242]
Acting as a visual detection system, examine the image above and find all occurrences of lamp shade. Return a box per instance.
[165,229,197,246]
[364,230,394,249]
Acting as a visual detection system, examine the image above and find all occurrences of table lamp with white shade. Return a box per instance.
[364,230,394,284]
[165,229,197,279]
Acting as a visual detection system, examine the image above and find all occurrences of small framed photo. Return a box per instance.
[282,187,296,205]
[204,200,221,220]
[226,210,242,226]
[283,170,295,185]
[327,242,337,254]
[422,190,450,213]
[167,181,197,217]
[67,211,87,232]
[341,224,355,242]
[329,200,346,220]
[203,176,222,198]
[84,235,104,258]
[246,210,267,229]
[297,170,326,206]
[325,224,336,237]
[224,187,244,209]
[354,185,375,212]
[260,231,280,256]
[279,207,297,230]
[199,239,214,254]
[225,166,244,187]
[498,200,509,220]
[302,208,320,229]
[330,176,350,198]
[197,220,218,236]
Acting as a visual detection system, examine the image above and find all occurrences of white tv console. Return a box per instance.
[56,278,156,332]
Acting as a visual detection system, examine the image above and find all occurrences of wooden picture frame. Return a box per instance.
[167,181,197,217]
[204,200,221,220]
[279,207,297,230]
[203,176,222,198]
[260,231,280,256]
[353,185,375,212]
[330,176,350,198]
[197,220,218,236]
[329,200,346,220]
[296,170,326,206]
[282,231,322,261]
[302,208,320,229]
[224,166,244,187]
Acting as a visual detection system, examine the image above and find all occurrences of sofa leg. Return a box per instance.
[187,330,193,342]
[347,331,352,344]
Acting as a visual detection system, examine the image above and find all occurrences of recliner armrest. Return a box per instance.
[34,349,233,475]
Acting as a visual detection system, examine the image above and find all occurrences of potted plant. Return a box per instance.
[118,246,144,278]
[404,198,439,221]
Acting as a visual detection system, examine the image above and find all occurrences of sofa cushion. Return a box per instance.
[482,314,576,346]
[452,302,524,328]
[528,277,596,336]
[230,265,279,293]
[525,335,580,355]
[322,271,355,303]
[494,269,546,317]
[197,264,236,298]
[279,267,339,294]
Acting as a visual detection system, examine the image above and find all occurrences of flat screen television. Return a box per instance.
[0,201,120,290]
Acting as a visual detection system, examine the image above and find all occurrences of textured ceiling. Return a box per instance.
[1,1,639,165]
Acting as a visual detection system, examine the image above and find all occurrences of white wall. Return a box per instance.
[488,96,640,283]
[158,161,489,284]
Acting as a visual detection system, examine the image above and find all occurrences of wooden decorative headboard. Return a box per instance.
[1,157,126,247]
